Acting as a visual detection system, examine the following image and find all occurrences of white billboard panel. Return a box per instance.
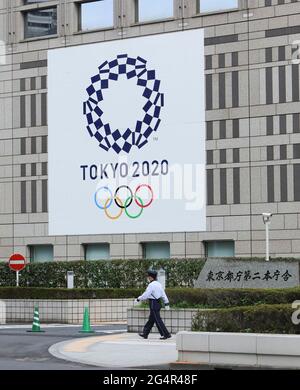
[48,29,206,235]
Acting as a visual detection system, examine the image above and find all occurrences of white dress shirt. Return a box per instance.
[138,281,169,304]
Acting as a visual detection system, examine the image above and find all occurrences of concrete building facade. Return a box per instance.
[1,0,300,262]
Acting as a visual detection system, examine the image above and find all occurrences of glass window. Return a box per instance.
[0,41,6,66]
[30,245,54,263]
[205,241,235,257]
[85,243,110,260]
[137,0,173,23]
[24,1,50,3]
[80,0,114,31]
[24,8,57,39]
[143,242,170,259]
[199,0,238,13]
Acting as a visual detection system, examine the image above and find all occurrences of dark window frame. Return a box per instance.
[29,244,54,263]
[135,0,174,24]
[197,0,240,15]
[141,242,170,259]
[77,0,114,32]
[23,6,58,40]
[204,240,235,258]
[83,243,110,261]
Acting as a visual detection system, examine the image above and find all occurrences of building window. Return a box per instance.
[79,0,114,31]
[24,7,57,39]
[205,241,235,257]
[142,242,170,259]
[198,0,238,13]
[24,1,50,3]
[136,0,173,23]
[30,245,53,263]
[84,243,110,260]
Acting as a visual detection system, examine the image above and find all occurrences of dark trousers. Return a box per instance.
[143,299,171,337]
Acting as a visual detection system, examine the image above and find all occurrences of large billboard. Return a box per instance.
[48,29,206,235]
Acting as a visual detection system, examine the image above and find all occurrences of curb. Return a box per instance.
[49,334,177,369]
[49,339,106,368]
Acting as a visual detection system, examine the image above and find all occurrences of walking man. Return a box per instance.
[134,269,171,340]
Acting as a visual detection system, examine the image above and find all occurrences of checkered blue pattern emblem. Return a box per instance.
[83,54,165,154]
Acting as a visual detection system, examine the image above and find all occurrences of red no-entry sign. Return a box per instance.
[9,254,26,272]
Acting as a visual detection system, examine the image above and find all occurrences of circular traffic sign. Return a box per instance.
[9,254,26,272]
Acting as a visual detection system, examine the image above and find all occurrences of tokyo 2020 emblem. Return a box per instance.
[83,54,165,155]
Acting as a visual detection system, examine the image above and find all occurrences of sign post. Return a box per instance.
[158,268,166,290]
[9,254,26,287]
[67,271,74,289]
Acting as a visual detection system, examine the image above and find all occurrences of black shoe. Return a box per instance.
[160,335,172,340]
[138,333,148,339]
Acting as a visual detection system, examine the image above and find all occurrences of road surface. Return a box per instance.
[0,324,126,370]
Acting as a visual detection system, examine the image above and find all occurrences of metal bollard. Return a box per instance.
[0,301,6,325]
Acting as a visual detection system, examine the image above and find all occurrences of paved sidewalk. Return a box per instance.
[49,333,177,368]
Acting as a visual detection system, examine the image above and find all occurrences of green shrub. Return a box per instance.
[192,304,299,334]
[1,286,300,305]
[0,287,143,299]
[1,257,300,289]
[166,287,300,307]
[0,259,205,288]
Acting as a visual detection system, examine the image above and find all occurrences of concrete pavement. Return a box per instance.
[49,333,177,368]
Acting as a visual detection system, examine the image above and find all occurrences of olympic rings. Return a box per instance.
[125,196,144,219]
[94,184,154,220]
[134,184,154,208]
[114,186,133,209]
[104,196,124,220]
[94,186,113,210]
